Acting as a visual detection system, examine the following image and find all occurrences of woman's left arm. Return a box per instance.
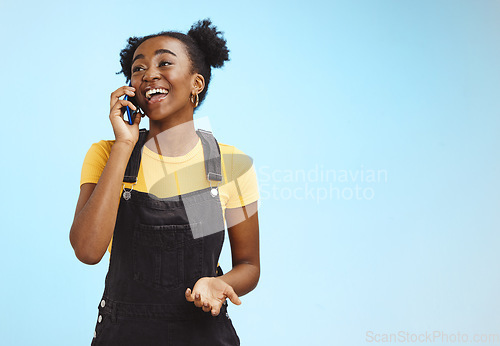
[219,201,260,296]
[185,201,260,315]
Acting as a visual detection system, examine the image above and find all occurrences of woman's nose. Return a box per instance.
[142,67,161,81]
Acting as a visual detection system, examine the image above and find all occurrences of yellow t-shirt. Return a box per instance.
[80,135,259,255]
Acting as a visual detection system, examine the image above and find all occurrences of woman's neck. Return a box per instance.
[145,118,199,157]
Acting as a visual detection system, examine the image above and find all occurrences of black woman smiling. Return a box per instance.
[69,19,260,345]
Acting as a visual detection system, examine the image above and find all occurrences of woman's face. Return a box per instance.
[130,36,202,122]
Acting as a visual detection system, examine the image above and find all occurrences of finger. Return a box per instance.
[110,87,135,108]
[193,292,203,308]
[211,306,221,316]
[123,100,137,111]
[225,287,242,305]
[133,111,141,123]
[133,110,143,125]
[185,288,194,302]
[110,86,136,109]
[110,99,137,116]
[111,85,136,97]
[202,301,211,313]
[126,110,142,127]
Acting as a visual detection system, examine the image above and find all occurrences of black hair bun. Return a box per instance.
[188,19,229,68]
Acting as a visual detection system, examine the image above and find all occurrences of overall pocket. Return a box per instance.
[133,222,203,290]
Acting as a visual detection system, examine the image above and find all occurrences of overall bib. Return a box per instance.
[91,129,240,346]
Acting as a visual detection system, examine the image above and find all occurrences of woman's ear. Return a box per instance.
[192,74,205,95]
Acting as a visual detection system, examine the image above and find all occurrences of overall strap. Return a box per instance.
[123,128,149,183]
[196,129,223,183]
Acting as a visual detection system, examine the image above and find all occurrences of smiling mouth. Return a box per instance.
[145,88,169,103]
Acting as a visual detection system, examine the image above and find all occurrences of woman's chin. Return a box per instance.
[144,105,193,123]
[144,111,175,123]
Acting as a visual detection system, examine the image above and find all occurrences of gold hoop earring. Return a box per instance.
[190,93,199,108]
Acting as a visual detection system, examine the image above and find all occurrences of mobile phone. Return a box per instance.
[124,82,135,125]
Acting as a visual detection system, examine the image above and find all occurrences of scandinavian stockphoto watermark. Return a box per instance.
[365,330,500,344]
[258,164,388,203]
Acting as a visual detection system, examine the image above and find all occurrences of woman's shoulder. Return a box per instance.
[217,142,251,156]
[217,142,255,180]
[217,142,254,163]
[94,139,116,149]
[86,139,116,156]
[82,139,118,169]
[216,141,259,206]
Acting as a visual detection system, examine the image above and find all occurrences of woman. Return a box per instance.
[69,19,260,345]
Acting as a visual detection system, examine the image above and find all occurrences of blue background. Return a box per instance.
[1,0,499,345]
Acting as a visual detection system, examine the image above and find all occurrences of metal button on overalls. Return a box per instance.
[91,129,240,346]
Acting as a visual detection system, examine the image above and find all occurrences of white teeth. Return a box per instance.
[145,88,169,99]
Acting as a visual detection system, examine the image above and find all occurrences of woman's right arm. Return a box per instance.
[70,141,134,264]
[69,85,141,265]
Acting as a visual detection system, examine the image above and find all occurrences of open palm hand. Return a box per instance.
[185,277,241,316]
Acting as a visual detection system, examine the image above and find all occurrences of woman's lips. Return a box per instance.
[147,93,168,104]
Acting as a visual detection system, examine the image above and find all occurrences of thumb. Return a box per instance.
[225,286,242,305]
[133,111,142,126]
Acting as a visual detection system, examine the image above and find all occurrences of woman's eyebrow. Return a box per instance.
[132,49,177,63]
[155,49,177,57]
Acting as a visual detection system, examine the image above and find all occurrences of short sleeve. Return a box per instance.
[80,140,114,187]
[223,146,260,209]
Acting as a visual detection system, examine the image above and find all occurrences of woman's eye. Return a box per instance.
[132,66,144,73]
[159,61,172,67]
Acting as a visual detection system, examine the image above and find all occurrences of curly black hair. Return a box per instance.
[117,19,229,108]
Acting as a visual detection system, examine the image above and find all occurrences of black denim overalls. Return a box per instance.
[91,128,240,346]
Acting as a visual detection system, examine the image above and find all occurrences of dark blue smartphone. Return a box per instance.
[123,82,134,125]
